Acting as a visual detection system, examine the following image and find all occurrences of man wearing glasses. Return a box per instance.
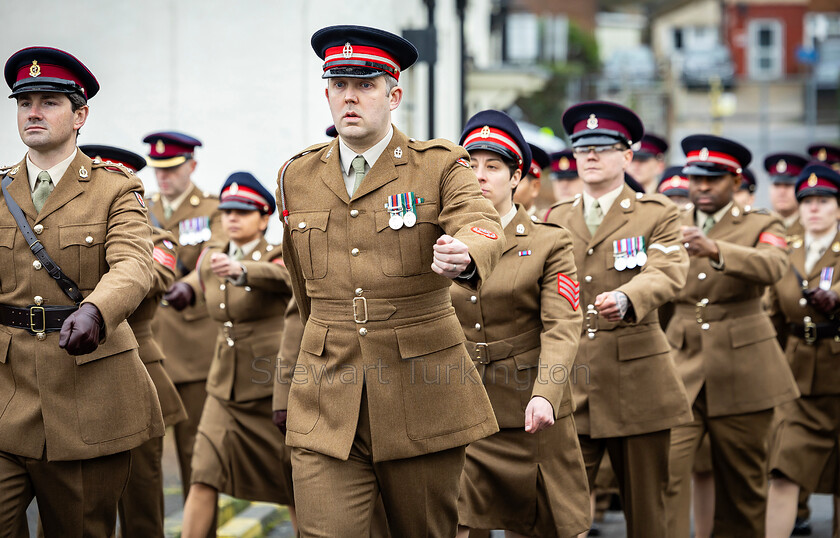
[544,101,691,538]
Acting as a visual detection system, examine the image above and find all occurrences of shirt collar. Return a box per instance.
[696,201,733,228]
[500,204,518,229]
[162,183,195,214]
[805,230,835,254]
[339,126,394,175]
[26,148,77,191]
[229,237,262,258]
[783,213,800,230]
[583,183,625,215]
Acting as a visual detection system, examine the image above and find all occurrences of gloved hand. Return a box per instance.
[59,303,103,355]
[272,410,287,435]
[163,282,195,311]
[807,288,840,315]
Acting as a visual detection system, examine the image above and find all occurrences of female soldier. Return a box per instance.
[766,164,840,537]
[453,110,590,538]
[166,172,296,537]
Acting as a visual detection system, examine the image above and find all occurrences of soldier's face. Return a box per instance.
[16,92,87,152]
[155,160,195,200]
[770,183,797,216]
[627,156,664,190]
[326,76,402,153]
[470,150,521,212]
[575,145,632,191]
[512,175,540,209]
[688,173,739,213]
[552,177,583,202]
[799,195,839,235]
[733,189,754,208]
[222,209,269,244]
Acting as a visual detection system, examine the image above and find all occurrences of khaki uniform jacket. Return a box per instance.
[0,152,164,461]
[451,205,581,427]
[184,238,290,403]
[768,230,840,396]
[667,204,799,416]
[127,225,187,426]
[545,187,692,438]
[273,297,304,412]
[278,126,503,462]
[149,184,222,383]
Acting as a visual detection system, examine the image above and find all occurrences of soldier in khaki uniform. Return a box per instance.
[0,47,164,536]
[765,164,840,537]
[627,133,668,194]
[512,143,549,222]
[452,110,589,538]
[766,153,809,241]
[544,101,692,538]
[80,144,188,537]
[664,134,800,537]
[143,131,223,503]
[276,25,503,537]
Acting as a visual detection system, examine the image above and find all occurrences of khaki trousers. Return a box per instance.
[291,389,466,537]
[578,430,671,538]
[172,380,207,499]
[0,450,130,538]
[666,388,774,537]
[118,436,164,537]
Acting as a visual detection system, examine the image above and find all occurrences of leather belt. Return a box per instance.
[310,289,452,323]
[789,319,840,345]
[674,297,763,323]
[467,326,542,365]
[0,304,78,334]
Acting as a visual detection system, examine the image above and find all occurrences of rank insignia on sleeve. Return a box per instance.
[557,273,580,310]
[134,192,146,208]
[758,232,787,249]
[153,246,177,271]
[456,158,471,169]
[470,226,498,240]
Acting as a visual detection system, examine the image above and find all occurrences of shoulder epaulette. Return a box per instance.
[747,207,771,215]
[408,137,455,152]
[533,219,562,229]
[636,192,670,206]
[91,159,134,179]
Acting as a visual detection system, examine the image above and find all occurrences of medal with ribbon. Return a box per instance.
[613,239,627,271]
[402,191,417,227]
[820,267,834,291]
[636,236,647,266]
[387,194,403,230]
[626,237,638,269]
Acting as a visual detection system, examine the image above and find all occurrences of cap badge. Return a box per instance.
[516,223,525,234]
[777,159,787,173]
[818,148,828,161]
[394,147,402,158]
[155,140,165,154]
[808,173,819,187]
[620,198,630,209]
[480,126,490,138]
[229,182,239,195]
[699,147,710,161]
[190,195,200,206]
[29,60,40,78]
[586,114,598,129]
[559,157,569,170]
[79,166,88,178]
[343,42,353,59]
[833,241,840,253]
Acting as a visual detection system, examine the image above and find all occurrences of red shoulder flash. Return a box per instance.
[758,232,786,249]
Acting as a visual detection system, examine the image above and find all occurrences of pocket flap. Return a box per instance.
[395,313,465,359]
[374,202,438,233]
[300,321,328,356]
[512,347,541,370]
[730,314,776,349]
[0,226,15,249]
[0,326,10,364]
[60,222,107,248]
[618,327,671,360]
[74,321,138,365]
[289,211,330,234]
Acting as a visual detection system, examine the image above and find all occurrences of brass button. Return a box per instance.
[34,296,43,305]
[802,280,808,288]
[298,222,306,229]
[224,321,233,327]
[351,248,360,257]
[359,327,368,336]
[85,236,93,245]
[701,323,710,330]
[244,286,251,292]
[33,260,42,270]
[33,224,43,234]
[219,284,226,291]
[698,272,706,280]
[219,303,225,309]
[474,323,481,330]
[584,275,592,283]
[587,248,594,255]
[355,288,364,296]
[469,295,477,303]
[350,209,359,218]
[227,339,234,347]
[36,332,46,341]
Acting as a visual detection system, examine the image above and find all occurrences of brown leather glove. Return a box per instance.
[807,288,840,315]
[163,282,195,311]
[59,303,103,355]
[272,410,287,435]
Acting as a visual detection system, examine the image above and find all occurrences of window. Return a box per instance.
[748,19,784,79]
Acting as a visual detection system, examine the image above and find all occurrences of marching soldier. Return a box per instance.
[765,164,840,537]
[512,143,549,222]
[80,144,188,538]
[544,101,692,538]
[657,166,691,208]
[547,149,583,204]
[627,133,668,193]
[733,168,757,210]
[664,134,800,537]
[454,110,590,538]
[144,131,223,505]
[276,24,503,536]
[765,153,809,241]
[0,47,163,536]
[808,143,840,172]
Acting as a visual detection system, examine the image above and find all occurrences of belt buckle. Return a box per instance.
[804,316,817,345]
[30,306,46,334]
[695,298,709,324]
[353,297,368,324]
[474,343,490,364]
[585,304,599,340]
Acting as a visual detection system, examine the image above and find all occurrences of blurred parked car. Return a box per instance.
[603,46,657,92]
[681,45,735,90]
[815,38,840,90]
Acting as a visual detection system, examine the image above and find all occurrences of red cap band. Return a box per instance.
[463,126,524,169]
[528,161,541,178]
[221,184,270,212]
[573,117,632,142]
[658,175,689,194]
[17,61,88,98]
[324,44,401,80]
[686,149,741,172]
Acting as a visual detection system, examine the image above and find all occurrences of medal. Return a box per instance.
[820,267,834,291]
[613,240,627,271]
[625,238,637,270]
[636,236,647,266]
[402,192,417,227]
[387,194,403,230]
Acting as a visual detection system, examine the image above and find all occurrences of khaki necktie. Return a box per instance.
[702,215,715,234]
[805,242,826,275]
[163,204,173,220]
[32,170,53,213]
[231,246,244,261]
[585,200,603,236]
[351,155,366,196]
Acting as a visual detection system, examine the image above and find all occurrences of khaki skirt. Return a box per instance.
[769,395,840,494]
[191,395,294,504]
[458,415,590,538]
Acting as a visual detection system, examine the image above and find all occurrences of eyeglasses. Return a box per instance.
[572,145,625,156]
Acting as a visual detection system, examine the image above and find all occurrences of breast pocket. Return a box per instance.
[374,202,439,277]
[288,211,329,280]
[59,222,107,290]
[0,226,16,293]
